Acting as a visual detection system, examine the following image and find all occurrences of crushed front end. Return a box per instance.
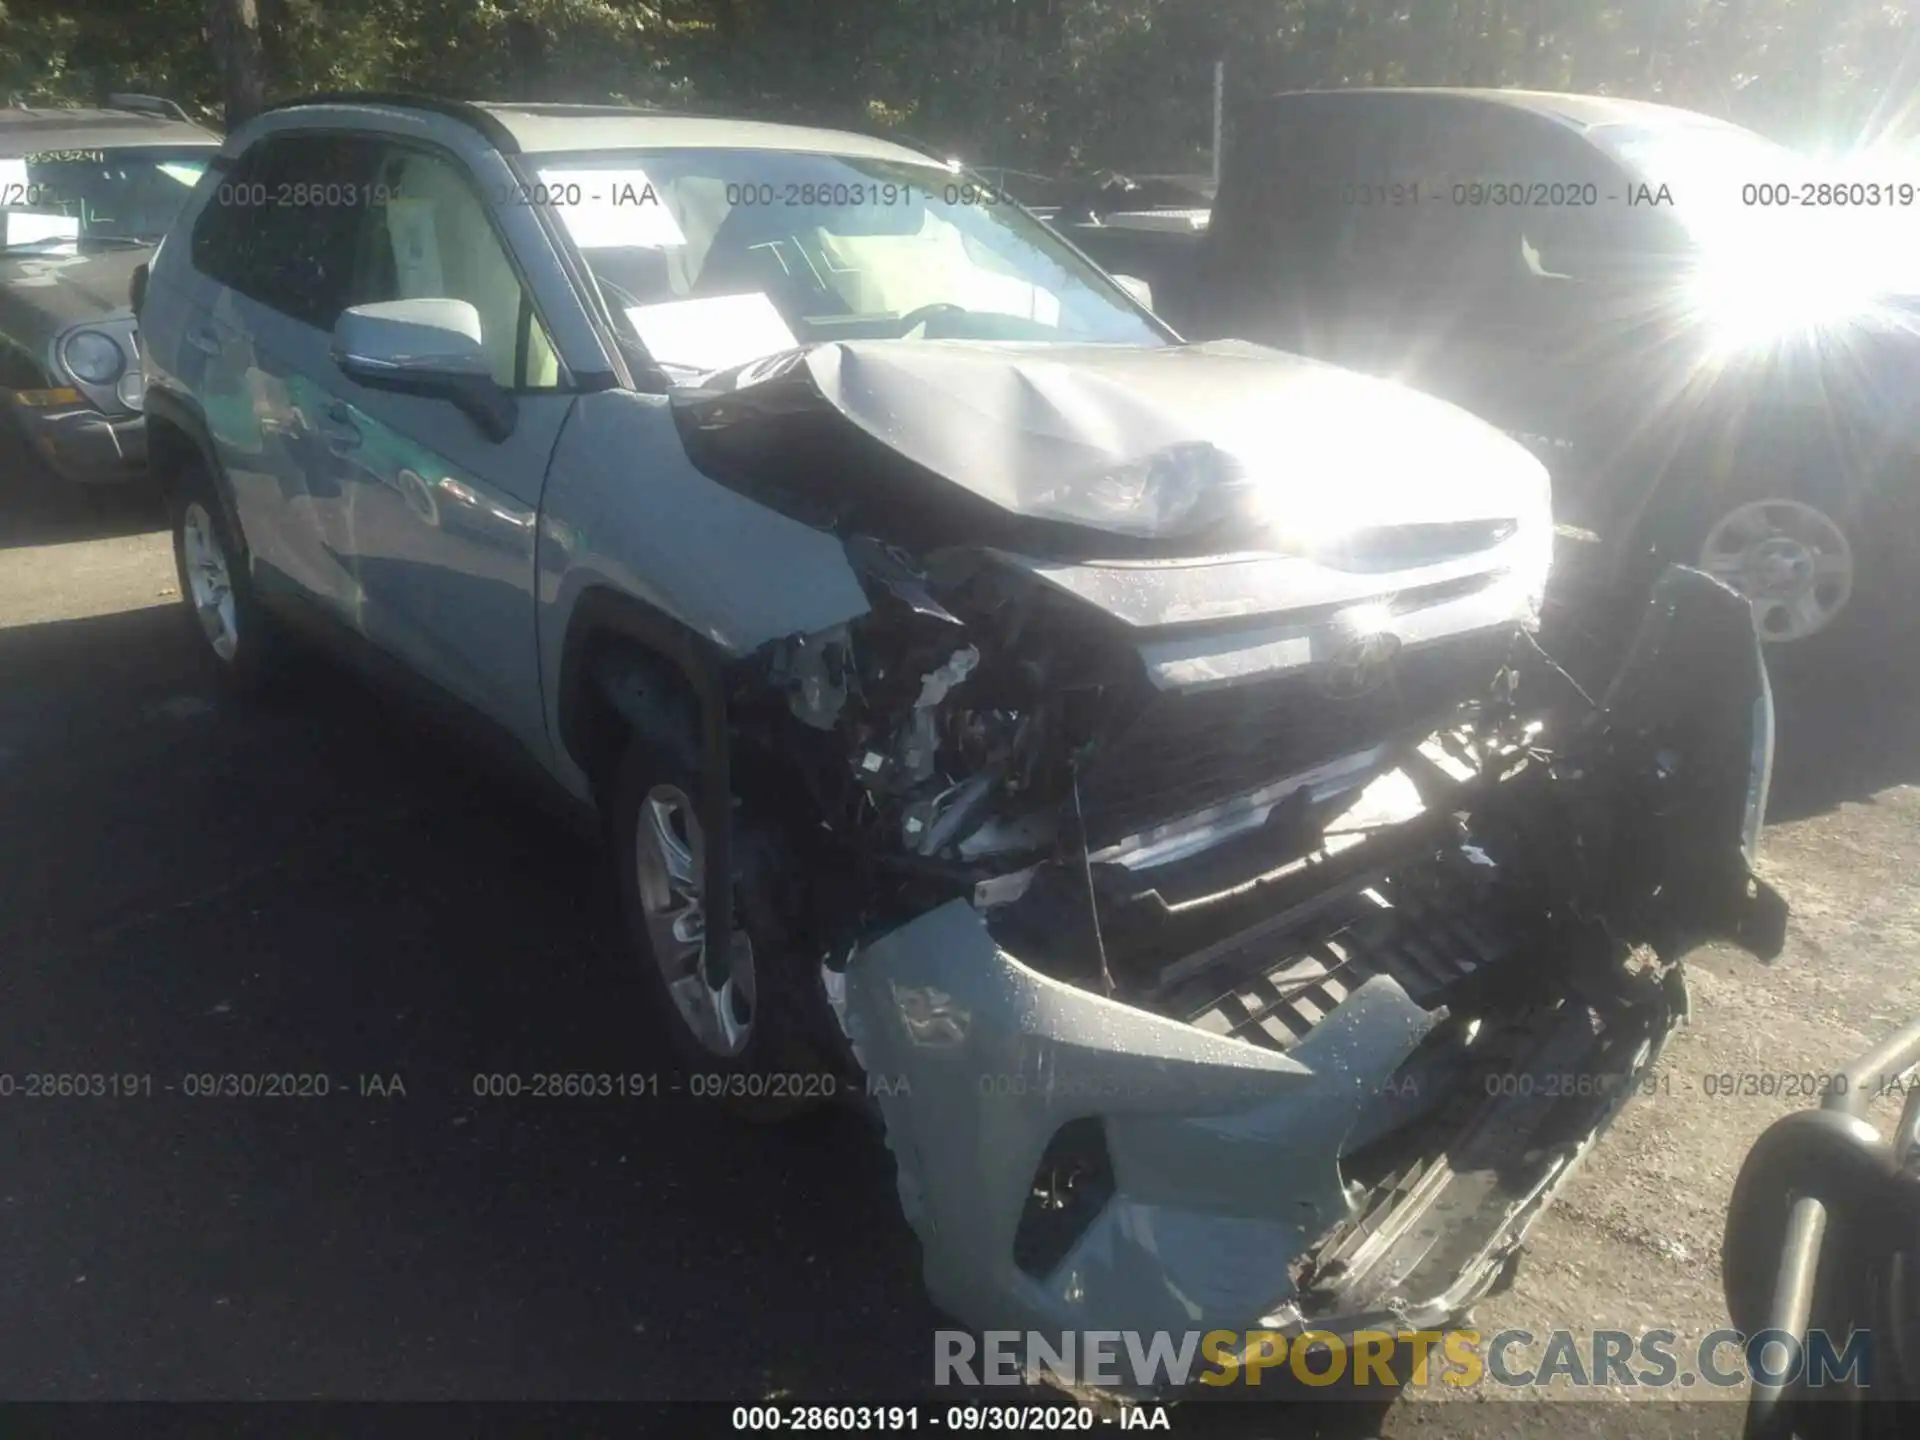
[823,566,1784,1351]
[678,340,1786,1358]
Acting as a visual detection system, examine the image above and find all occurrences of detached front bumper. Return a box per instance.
[843,566,1787,1361]
[847,903,1683,1343]
[7,395,147,483]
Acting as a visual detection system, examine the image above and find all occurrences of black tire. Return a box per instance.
[607,733,837,1122]
[166,458,289,691]
[1635,439,1886,684]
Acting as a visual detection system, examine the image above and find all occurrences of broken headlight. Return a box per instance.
[1022,442,1239,538]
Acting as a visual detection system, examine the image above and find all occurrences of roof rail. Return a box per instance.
[871,129,959,165]
[263,91,964,166]
[260,91,524,153]
[106,93,192,122]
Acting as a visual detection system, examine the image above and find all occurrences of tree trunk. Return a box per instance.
[506,9,549,102]
[257,0,293,90]
[207,0,266,130]
[1405,0,1457,87]
[1462,0,1499,86]
[1482,0,1507,86]
[1523,0,1547,86]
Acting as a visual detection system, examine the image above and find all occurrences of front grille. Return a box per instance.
[1166,860,1518,1051]
[1076,629,1512,844]
[1319,519,1517,568]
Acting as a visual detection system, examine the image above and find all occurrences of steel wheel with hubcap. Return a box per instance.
[1697,497,1855,645]
[633,782,758,1059]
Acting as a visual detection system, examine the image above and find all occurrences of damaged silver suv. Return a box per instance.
[138,94,1788,1358]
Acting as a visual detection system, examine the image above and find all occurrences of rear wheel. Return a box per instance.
[167,460,288,690]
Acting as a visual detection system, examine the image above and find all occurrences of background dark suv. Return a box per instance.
[1072,87,1920,653]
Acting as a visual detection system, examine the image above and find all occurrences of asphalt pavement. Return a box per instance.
[0,455,940,1403]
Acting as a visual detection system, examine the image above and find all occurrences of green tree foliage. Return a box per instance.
[1,0,1914,166]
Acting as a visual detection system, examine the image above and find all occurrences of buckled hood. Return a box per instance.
[676,337,1551,557]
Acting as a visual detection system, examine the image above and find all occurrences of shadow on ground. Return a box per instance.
[0,603,945,1402]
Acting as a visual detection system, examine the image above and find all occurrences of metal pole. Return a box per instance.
[1212,61,1225,189]
[1746,1197,1828,1435]
[1745,1017,1920,1438]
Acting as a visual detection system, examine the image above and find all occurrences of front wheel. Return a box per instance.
[608,736,836,1121]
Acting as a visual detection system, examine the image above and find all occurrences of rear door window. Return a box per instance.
[191,134,381,331]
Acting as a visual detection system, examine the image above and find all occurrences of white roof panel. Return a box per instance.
[473,105,944,166]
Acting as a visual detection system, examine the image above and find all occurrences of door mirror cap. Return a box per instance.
[1112,273,1154,310]
[332,299,516,441]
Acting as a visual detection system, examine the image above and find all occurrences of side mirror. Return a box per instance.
[129,261,149,318]
[331,299,516,442]
[1112,273,1154,310]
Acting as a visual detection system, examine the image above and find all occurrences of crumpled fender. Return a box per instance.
[844,899,1436,1335]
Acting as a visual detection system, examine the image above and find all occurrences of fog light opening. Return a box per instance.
[1012,1117,1116,1281]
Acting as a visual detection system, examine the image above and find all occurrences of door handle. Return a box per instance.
[319,401,362,453]
[185,324,222,356]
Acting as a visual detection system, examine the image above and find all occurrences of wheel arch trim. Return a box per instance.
[555,585,736,941]
[143,384,246,554]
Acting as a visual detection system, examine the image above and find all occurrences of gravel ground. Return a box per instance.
[2,451,1915,1437]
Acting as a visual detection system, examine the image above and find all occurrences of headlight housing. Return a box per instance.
[61,329,127,386]
[1023,442,1238,539]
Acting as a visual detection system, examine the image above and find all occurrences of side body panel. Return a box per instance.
[315,133,595,757]
[534,387,872,798]
[135,199,207,452]
[149,135,365,613]
[195,276,354,610]
[325,384,573,757]
[147,104,634,775]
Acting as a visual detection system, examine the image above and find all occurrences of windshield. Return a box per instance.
[1586,116,1920,282]
[525,148,1166,375]
[1586,119,1810,243]
[0,145,212,251]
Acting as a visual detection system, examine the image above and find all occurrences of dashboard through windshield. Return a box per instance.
[0,145,212,249]
[524,147,1167,374]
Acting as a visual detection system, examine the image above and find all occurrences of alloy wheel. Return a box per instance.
[181,501,239,661]
[632,783,756,1058]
